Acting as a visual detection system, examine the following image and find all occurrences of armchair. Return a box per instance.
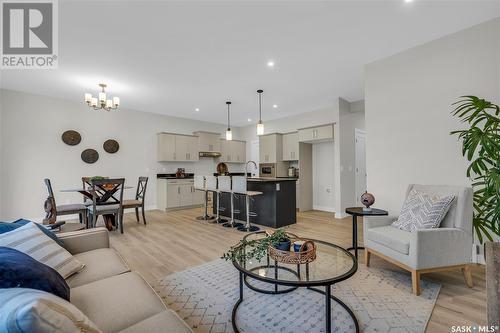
[363,184,474,295]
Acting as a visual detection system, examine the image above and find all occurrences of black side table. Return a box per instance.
[345,207,388,259]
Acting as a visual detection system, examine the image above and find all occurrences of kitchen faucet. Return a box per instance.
[245,160,257,178]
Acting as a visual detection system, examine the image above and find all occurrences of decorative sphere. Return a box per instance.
[360,192,375,209]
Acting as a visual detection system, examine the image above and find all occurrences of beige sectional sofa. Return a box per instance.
[58,227,192,333]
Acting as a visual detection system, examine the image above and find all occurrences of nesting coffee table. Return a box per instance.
[231,231,359,333]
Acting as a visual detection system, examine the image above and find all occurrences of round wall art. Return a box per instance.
[81,149,99,164]
[61,130,81,146]
[103,139,119,154]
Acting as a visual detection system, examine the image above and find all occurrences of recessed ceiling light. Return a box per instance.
[404,0,413,3]
[247,118,252,122]
[195,108,200,112]
[267,60,275,67]
[272,104,278,108]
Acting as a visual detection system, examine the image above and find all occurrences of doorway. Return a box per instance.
[355,129,367,205]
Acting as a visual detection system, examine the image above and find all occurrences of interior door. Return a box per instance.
[355,130,367,205]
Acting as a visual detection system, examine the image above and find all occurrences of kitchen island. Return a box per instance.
[213,177,297,228]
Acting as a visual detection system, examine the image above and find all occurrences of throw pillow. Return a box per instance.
[0,219,65,247]
[0,247,70,301]
[392,189,455,232]
[0,288,102,333]
[0,222,85,279]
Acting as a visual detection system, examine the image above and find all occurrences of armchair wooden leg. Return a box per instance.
[365,248,371,267]
[411,270,421,296]
[462,265,474,288]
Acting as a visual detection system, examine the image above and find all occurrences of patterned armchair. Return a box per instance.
[363,184,474,295]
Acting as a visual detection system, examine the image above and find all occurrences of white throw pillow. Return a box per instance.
[0,222,85,278]
[392,189,455,232]
[0,288,102,333]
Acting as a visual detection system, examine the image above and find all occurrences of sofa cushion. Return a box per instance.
[366,226,411,255]
[0,222,85,279]
[0,219,64,247]
[0,288,102,333]
[0,247,70,301]
[71,272,166,333]
[117,310,192,333]
[67,248,130,288]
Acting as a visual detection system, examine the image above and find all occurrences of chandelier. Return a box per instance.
[84,83,120,111]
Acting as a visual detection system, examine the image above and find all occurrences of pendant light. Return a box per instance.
[225,101,233,141]
[256,89,264,135]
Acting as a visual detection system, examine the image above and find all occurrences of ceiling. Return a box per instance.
[1,1,499,126]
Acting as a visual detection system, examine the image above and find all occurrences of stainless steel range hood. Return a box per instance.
[199,151,222,158]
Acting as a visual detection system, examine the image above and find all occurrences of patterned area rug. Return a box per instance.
[154,259,440,333]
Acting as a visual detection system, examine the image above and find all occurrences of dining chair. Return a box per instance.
[44,179,88,227]
[87,178,125,233]
[122,177,148,225]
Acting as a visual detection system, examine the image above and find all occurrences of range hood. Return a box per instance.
[199,151,222,158]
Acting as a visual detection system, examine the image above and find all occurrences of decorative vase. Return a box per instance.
[360,191,375,211]
[274,239,291,251]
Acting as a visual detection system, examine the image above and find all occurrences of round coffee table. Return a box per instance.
[231,231,359,333]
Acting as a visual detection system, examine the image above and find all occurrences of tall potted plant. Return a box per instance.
[451,96,499,243]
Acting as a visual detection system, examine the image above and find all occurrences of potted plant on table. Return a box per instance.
[222,229,291,262]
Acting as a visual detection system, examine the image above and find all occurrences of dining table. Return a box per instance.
[61,185,133,231]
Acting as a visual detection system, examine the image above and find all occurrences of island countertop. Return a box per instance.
[246,177,298,182]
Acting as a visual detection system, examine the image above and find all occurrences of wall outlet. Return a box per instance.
[326,186,332,194]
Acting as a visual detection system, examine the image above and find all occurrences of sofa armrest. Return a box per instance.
[363,215,398,230]
[411,228,472,269]
[58,227,109,255]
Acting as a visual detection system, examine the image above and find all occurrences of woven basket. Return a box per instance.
[268,239,316,265]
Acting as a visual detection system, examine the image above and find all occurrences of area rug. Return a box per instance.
[154,259,440,333]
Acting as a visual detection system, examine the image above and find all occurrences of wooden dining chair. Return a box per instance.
[122,177,148,225]
[87,178,125,233]
[44,179,88,227]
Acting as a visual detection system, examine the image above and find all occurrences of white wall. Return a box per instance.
[365,18,499,216]
[0,89,244,221]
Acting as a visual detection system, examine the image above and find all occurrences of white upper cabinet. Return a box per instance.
[298,124,334,143]
[194,131,221,152]
[219,139,246,163]
[157,133,199,162]
[259,133,283,163]
[282,132,299,161]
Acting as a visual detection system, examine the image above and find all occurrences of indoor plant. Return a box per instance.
[450,96,499,243]
[222,229,291,262]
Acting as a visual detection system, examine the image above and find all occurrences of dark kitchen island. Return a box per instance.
[212,177,297,228]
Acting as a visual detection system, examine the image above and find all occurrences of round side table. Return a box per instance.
[345,207,388,259]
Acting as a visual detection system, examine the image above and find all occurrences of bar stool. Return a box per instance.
[205,175,227,224]
[232,176,262,232]
[194,175,215,221]
[218,176,243,228]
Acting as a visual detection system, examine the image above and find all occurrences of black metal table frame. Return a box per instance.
[231,232,359,333]
[345,208,388,259]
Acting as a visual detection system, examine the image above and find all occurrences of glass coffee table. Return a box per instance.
[231,231,359,333]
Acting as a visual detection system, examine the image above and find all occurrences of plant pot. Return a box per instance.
[273,239,291,251]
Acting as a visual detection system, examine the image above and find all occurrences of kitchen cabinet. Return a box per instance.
[157,133,199,162]
[194,131,221,152]
[219,139,246,163]
[282,132,299,161]
[259,133,283,163]
[157,179,204,211]
[298,124,334,143]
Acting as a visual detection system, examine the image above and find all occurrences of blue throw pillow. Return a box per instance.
[0,247,70,301]
[0,219,64,247]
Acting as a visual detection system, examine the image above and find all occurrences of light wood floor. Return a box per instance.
[108,208,486,333]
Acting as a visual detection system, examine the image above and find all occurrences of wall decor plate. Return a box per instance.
[61,130,81,146]
[81,149,99,164]
[103,139,119,154]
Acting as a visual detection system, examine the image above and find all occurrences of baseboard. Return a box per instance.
[313,205,335,213]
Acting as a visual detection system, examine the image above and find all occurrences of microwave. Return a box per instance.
[259,163,288,178]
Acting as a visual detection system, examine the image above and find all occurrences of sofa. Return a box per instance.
[57,227,193,333]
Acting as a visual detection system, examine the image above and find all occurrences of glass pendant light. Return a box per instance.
[257,89,264,135]
[225,101,233,141]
